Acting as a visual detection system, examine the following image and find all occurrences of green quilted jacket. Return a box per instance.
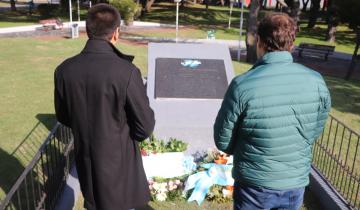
[214,51,331,190]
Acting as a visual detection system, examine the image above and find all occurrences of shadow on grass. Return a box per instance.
[0,148,25,200]
[297,25,356,47]
[325,77,360,117]
[0,113,56,202]
[141,3,251,30]
[0,11,41,24]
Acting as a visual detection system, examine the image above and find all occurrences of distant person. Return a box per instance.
[54,4,155,210]
[214,13,331,210]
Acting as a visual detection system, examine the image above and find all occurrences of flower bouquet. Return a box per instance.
[148,177,186,202]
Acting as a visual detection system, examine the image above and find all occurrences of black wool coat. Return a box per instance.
[54,39,155,210]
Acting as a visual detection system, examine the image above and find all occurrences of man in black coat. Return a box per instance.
[54,4,155,210]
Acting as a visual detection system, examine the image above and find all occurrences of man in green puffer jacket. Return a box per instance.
[214,13,331,210]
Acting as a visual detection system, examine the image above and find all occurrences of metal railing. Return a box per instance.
[313,114,360,209]
[0,123,74,210]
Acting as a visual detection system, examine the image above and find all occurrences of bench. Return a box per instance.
[39,18,63,30]
[297,43,335,61]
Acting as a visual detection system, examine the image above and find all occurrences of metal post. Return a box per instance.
[77,0,80,22]
[69,0,73,23]
[237,0,244,61]
[228,1,233,29]
[175,1,180,42]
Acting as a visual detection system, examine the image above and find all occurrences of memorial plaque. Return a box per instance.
[155,58,228,99]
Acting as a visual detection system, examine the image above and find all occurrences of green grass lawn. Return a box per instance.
[0,2,357,54]
[0,9,88,28]
[139,3,357,54]
[0,36,359,208]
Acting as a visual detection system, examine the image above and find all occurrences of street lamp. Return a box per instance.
[174,0,181,42]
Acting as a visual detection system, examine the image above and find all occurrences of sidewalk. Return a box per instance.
[0,20,176,34]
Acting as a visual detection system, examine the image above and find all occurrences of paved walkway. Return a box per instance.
[0,21,176,34]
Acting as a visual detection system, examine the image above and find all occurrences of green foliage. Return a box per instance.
[139,136,188,154]
[110,0,141,24]
[37,4,60,18]
[166,138,188,152]
[336,0,360,30]
[206,185,232,203]
[167,188,185,201]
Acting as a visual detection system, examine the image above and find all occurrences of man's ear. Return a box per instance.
[113,27,120,41]
[110,27,120,44]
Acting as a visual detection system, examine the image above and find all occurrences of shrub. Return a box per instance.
[110,0,141,25]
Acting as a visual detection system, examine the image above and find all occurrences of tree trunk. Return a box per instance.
[307,0,321,28]
[290,0,301,26]
[246,0,260,63]
[204,0,209,11]
[260,0,267,9]
[145,0,155,12]
[301,0,309,12]
[10,0,16,11]
[326,25,336,42]
[345,29,360,80]
[322,0,328,11]
[326,0,337,42]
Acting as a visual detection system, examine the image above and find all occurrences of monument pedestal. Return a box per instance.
[147,43,235,154]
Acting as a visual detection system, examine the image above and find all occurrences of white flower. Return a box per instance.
[222,189,232,198]
[175,180,181,185]
[160,183,168,192]
[152,182,161,191]
[156,192,167,201]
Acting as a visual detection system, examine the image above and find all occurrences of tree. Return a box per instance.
[140,0,156,13]
[246,0,261,63]
[336,0,360,80]
[288,0,300,26]
[301,0,310,12]
[10,0,16,11]
[326,0,338,42]
[307,0,321,28]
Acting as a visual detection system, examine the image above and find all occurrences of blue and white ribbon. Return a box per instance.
[184,163,234,205]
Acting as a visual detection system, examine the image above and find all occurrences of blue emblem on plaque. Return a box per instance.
[181,59,202,69]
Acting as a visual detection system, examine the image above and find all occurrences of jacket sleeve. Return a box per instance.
[214,80,242,154]
[312,82,332,144]
[125,67,155,142]
[54,69,71,127]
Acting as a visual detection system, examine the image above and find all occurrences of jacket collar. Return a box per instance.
[82,38,135,63]
[251,51,293,69]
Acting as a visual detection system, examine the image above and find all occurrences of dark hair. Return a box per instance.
[257,13,297,52]
[86,3,121,40]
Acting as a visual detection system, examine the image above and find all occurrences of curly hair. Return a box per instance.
[257,13,297,52]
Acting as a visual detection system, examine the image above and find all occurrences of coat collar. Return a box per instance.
[82,38,135,63]
[251,51,293,70]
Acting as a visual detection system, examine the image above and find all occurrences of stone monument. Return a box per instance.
[147,43,235,154]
